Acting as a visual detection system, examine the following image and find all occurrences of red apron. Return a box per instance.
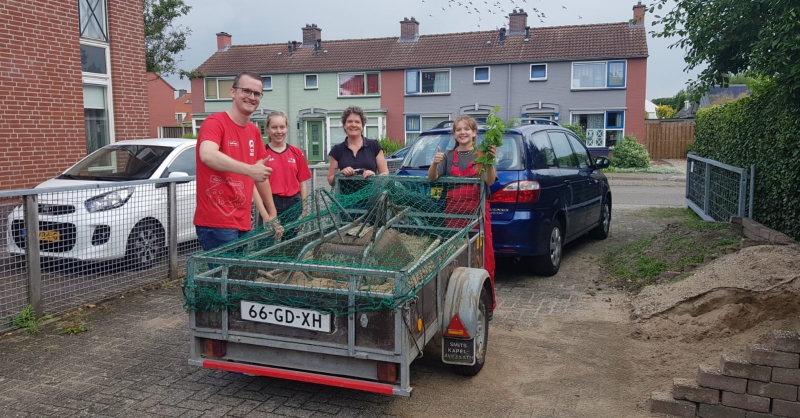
[444,151,496,310]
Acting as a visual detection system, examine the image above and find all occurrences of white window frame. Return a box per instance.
[79,0,108,42]
[571,60,627,90]
[305,74,319,90]
[261,75,272,91]
[337,72,381,97]
[568,110,626,148]
[473,66,490,84]
[204,77,235,101]
[404,114,450,145]
[529,63,548,81]
[81,37,115,149]
[405,68,451,95]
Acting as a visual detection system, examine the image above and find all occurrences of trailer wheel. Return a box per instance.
[456,287,490,376]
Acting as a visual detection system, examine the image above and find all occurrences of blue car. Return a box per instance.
[396,120,612,276]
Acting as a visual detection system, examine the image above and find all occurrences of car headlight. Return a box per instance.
[85,187,134,213]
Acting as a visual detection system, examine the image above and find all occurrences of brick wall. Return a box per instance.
[0,0,84,190]
[0,0,148,191]
[146,73,176,137]
[625,57,647,142]
[174,92,192,123]
[108,0,148,142]
[191,78,205,115]
[380,70,405,144]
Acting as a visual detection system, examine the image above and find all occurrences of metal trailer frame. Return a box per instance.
[187,176,491,396]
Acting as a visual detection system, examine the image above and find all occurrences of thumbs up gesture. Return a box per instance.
[432,146,445,165]
[247,158,273,182]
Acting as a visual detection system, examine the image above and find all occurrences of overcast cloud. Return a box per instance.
[162,0,698,100]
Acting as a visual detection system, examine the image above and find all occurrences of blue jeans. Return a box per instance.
[195,226,248,251]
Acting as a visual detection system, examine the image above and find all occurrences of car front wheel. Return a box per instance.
[125,220,165,270]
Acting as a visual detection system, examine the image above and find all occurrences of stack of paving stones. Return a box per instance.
[650,317,800,417]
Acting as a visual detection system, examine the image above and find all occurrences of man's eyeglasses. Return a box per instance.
[234,87,263,99]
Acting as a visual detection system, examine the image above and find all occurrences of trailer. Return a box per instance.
[185,175,494,396]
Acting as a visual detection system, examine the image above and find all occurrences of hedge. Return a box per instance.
[690,81,800,241]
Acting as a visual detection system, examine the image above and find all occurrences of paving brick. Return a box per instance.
[773,331,800,354]
[748,380,797,401]
[722,391,770,413]
[745,412,781,418]
[649,392,696,418]
[674,378,720,404]
[721,354,773,382]
[747,344,800,368]
[774,368,800,385]
[796,316,800,336]
[698,364,748,394]
[698,403,747,418]
[773,399,800,418]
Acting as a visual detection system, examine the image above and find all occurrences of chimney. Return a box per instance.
[498,27,506,45]
[508,9,528,35]
[177,89,187,98]
[399,17,419,42]
[216,32,232,51]
[302,24,321,47]
[632,1,645,26]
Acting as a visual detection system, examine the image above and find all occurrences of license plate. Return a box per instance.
[240,301,331,333]
[442,337,475,365]
[32,230,60,242]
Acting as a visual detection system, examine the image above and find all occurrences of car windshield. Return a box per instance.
[402,133,524,170]
[59,145,173,181]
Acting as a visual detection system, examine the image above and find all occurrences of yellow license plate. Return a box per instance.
[39,230,60,242]
[430,187,443,199]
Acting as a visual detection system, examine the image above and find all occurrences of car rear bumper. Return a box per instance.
[490,209,551,257]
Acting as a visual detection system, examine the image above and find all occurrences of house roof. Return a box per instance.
[699,84,750,108]
[197,22,648,75]
[147,72,177,90]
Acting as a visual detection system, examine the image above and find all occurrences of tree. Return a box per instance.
[144,0,192,77]
[656,105,677,119]
[648,0,800,102]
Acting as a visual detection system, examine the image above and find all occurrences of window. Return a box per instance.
[175,113,186,123]
[572,61,627,89]
[405,69,450,94]
[83,85,110,154]
[531,131,556,169]
[338,72,380,97]
[327,115,385,149]
[571,111,626,148]
[80,44,107,74]
[204,78,234,100]
[79,0,107,41]
[305,74,318,89]
[566,134,592,169]
[261,76,272,91]
[405,115,449,145]
[164,148,196,177]
[474,67,490,83]
[548,131,578,168]
[530,64,547,81]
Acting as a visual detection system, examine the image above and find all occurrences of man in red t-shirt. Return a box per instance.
[194,72,280,250]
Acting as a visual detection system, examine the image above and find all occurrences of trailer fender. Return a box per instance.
[442,267,491,330]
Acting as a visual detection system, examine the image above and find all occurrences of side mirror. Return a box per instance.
[594,157,610,169]
[156,172,191,188]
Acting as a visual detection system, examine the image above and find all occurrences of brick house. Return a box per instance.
[146,73,176,138]
[174,89,193,125]
[0,0,149,190]
[190,3,647,162]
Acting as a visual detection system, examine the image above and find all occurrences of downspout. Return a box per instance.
[286,73,292,147]
[507,64,512,120]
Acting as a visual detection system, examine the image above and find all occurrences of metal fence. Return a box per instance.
[158,126,193,138]
[686,154,754,222]
[0,158,403,332]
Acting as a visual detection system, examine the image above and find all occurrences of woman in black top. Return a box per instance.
[326,106,389,191]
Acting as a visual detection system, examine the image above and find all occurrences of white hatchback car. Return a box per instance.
[7,138,197,270]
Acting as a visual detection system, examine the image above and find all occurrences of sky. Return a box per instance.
[161,0,699,100]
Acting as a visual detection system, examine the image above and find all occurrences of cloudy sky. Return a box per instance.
[161,0,698,100]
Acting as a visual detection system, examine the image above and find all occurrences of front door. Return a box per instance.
[306,120,325,162]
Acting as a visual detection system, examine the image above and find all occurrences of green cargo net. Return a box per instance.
[183,175,485,316]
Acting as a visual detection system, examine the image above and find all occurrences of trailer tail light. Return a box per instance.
[444,314,470,338]
[377,361,398,383]
[205,339,227,358]
[490,180,540,203]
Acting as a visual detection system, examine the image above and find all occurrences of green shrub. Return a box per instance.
[610,136,650,168]
[690,80,800,241]
[181,132,197,139]
[378,137,403,156]
[656,105,677,119]
[561,123,587,141]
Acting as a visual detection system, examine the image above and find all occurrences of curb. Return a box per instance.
[605,173,686,183]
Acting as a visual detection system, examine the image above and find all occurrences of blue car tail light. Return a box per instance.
[490,180,540,203]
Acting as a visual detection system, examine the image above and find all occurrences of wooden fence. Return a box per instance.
[642,119,695,159]
[158,125,193,138]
